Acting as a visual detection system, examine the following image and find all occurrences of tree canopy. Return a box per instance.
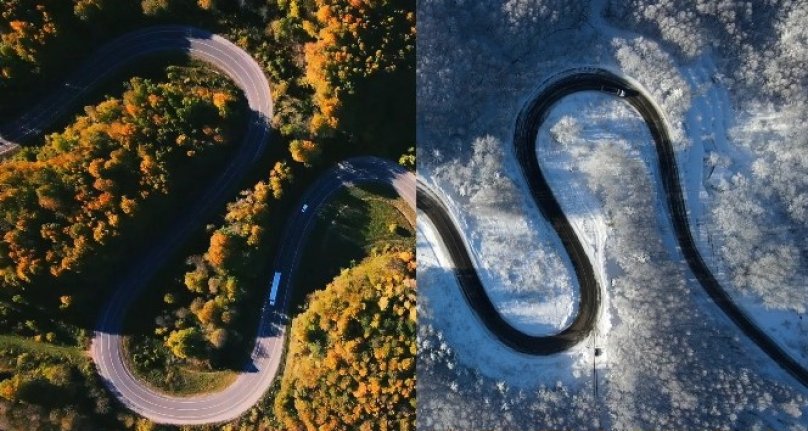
[0,66,242,314]
[274,251,416,431]
[301,0,415,136]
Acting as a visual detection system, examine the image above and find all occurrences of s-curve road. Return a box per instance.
[421,67,808,390]
[62,26,276,425]
[417,181,598,354]
[0,25,417,425]
[0,25,276,424]
[94,155,414,425]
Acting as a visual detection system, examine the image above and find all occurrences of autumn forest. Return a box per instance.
[0,0,415,429]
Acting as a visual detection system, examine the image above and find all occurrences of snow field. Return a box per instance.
[417,0,808,428]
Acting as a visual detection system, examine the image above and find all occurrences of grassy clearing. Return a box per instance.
[122,336,237,397]
[290,184,415,313]
[0,335,84,363]
[0,334,126,430]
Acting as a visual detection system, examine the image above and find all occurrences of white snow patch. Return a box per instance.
[417,214,595,388]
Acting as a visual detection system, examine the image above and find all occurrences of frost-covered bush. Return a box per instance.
[608,0,808,312]
[499,0,584,34]
[607,0,752,59]
[550,116,582,147]
[417,0,588,164]
[708,123,808,312]
[612,37,691,145]
[434,135,514,209]
[747,131,808,226]
[761,5,808,104]
[607,0,808,105]
[417,323,600,430]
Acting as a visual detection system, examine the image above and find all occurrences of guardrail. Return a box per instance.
[0,143,20,159]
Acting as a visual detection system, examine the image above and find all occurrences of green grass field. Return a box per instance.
[0,335,85,365]
[122,336,237,396]
[289,184,415,313]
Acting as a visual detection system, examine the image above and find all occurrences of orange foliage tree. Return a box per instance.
[0,68,241,308]
[289,139,322,166]
[0,0,60,84]
[300,0,415,136]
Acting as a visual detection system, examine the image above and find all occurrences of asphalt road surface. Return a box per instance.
[422,67,808,389]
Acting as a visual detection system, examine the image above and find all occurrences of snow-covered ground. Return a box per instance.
[417,221,591,388]
[602,0,808,368]
[675,56,808,369]
[418,0,808,428]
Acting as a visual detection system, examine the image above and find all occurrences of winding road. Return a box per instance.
[1,26,269,155]
[94,156,414,425]
[417,182,598,354]
[420,68,808,388]
[0,26,416,424]
[4,21,806,425]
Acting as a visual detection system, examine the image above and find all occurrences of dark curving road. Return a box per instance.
[417,181,598,354]
[421,67,808,389]
[0,25,417,424]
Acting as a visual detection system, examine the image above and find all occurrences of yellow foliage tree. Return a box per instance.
[289,139,322,166]
[275,251,416,430]
[206,231,234,268]
[301,0,415,135]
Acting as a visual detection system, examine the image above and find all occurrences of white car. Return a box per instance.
[601,86,627,97]
[301,204,308,213]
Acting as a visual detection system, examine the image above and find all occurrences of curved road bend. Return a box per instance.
[1,26,267,155]
[511,69,808,386]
